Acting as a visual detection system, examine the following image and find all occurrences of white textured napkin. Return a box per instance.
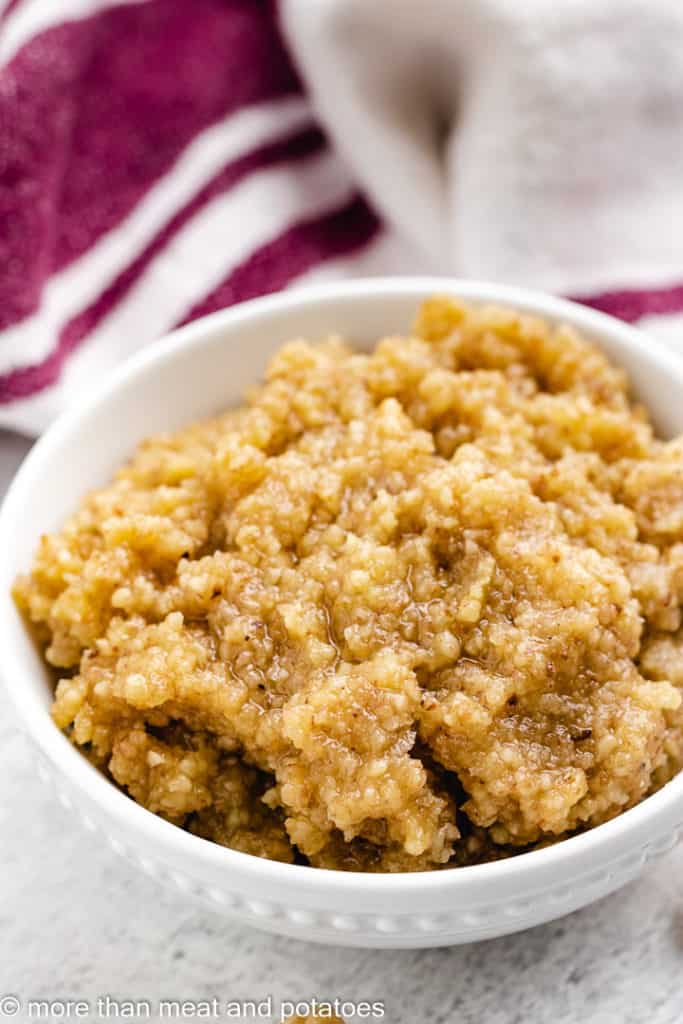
[281,0,683,293]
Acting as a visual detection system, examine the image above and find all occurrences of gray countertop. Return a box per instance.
[2,430,683,1024]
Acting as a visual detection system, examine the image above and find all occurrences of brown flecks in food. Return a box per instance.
[15,297,683,869]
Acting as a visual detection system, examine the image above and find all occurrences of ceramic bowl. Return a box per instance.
[2,278,683,949]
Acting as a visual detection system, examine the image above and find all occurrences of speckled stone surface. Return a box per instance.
[2,430,683,1024]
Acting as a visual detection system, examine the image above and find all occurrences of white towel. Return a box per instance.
[282,0,683,294]
[2,0,683,436]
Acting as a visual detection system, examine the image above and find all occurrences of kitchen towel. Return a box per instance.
[2,0,683,433]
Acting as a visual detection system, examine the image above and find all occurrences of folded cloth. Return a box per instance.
[282,0,683,293]
[1,0,683,434]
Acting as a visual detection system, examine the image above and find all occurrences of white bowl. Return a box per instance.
[3,278,683,949]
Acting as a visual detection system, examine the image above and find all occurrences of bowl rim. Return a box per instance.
[3,274,683,895]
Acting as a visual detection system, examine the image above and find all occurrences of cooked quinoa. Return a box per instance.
[15,296,683,870]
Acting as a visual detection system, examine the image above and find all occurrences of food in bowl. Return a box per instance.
[14,296,683,872]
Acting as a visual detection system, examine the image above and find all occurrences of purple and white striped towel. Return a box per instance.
[3,0,683,435]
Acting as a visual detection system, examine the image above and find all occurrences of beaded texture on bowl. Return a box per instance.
[30,740,683,947]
